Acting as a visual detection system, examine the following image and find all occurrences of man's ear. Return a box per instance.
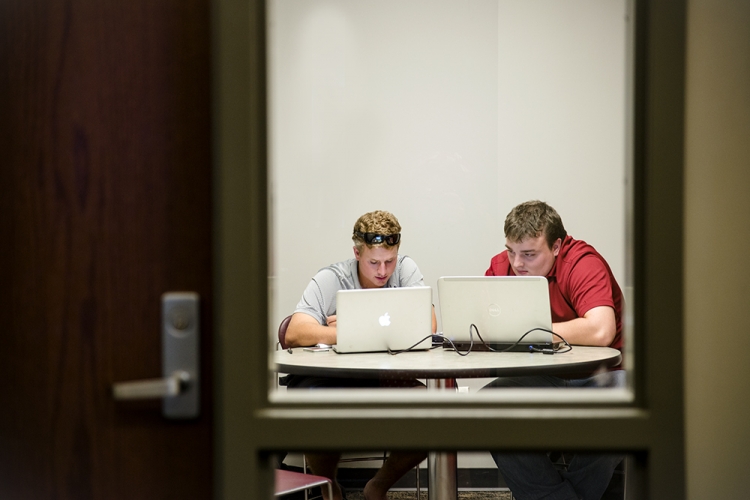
[353,246,361,261]
[552,238,562,256]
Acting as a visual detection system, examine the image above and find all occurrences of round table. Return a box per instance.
[275,345,622,380]
[275,345,622,500]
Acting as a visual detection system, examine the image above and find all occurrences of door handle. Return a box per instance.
[112,370,190,399]
[112,292,200,419]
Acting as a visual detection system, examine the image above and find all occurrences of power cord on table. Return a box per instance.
[438,324,572,356]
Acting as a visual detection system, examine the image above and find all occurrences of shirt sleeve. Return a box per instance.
[485,253,507,276]
[397,256,426,287]
[485,262,496,276]
[565,255,616,316]
[293,269,341,325]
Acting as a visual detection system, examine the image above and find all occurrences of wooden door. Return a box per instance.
[0,1,214,498]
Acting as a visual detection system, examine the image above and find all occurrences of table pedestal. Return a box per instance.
[427,379,457,500]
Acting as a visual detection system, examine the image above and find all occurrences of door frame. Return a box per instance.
[212,0,686,497]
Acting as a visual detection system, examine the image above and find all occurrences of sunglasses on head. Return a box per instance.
[354,231,401,246]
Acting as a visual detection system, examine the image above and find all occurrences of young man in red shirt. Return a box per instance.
[484,200,624,500]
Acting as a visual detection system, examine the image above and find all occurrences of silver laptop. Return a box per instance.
[437,276,557,351]
[333,286,433,354]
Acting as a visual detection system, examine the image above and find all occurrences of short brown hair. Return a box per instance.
[352,210,402,251]
[504,200,567,248]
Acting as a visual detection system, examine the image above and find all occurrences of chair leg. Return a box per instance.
[415,464,420,499]
[303,455,309,500]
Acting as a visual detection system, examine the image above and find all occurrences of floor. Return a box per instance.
[345,491,510,500]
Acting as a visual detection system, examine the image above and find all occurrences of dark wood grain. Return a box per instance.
[0,1,213,498]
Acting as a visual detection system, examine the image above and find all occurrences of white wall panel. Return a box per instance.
[269,0,627,335]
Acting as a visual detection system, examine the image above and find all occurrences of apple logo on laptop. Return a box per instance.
[379,312,391,326]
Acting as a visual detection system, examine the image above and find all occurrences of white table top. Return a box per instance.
[274,346,621,380]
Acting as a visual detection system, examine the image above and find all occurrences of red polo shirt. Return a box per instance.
[485,235,623,351]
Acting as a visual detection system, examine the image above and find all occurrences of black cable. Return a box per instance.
[439,330,474,356]
[528,330,572,354]
[443,324,572,355]
[387,334,439,355]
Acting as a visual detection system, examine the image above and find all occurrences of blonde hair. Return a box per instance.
[352,210,402,251]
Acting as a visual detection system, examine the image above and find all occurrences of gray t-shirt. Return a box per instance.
[294,255,426,325]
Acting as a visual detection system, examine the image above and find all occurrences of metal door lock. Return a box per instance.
[112,292,200,419]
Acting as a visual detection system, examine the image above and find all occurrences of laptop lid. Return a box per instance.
[437,276,554,347]
[333,286,433,354]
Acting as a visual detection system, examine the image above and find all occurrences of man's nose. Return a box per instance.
[513,255,524,268]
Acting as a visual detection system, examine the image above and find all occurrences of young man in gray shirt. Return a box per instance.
[286,209,436,348]
[285,210,434,500]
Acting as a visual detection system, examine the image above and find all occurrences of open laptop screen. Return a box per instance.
[334,286,433,354]
[437,276,554,349]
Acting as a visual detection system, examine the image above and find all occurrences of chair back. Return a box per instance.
[278,315,292,350]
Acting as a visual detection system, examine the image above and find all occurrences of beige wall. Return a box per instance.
[684,0,750,498]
